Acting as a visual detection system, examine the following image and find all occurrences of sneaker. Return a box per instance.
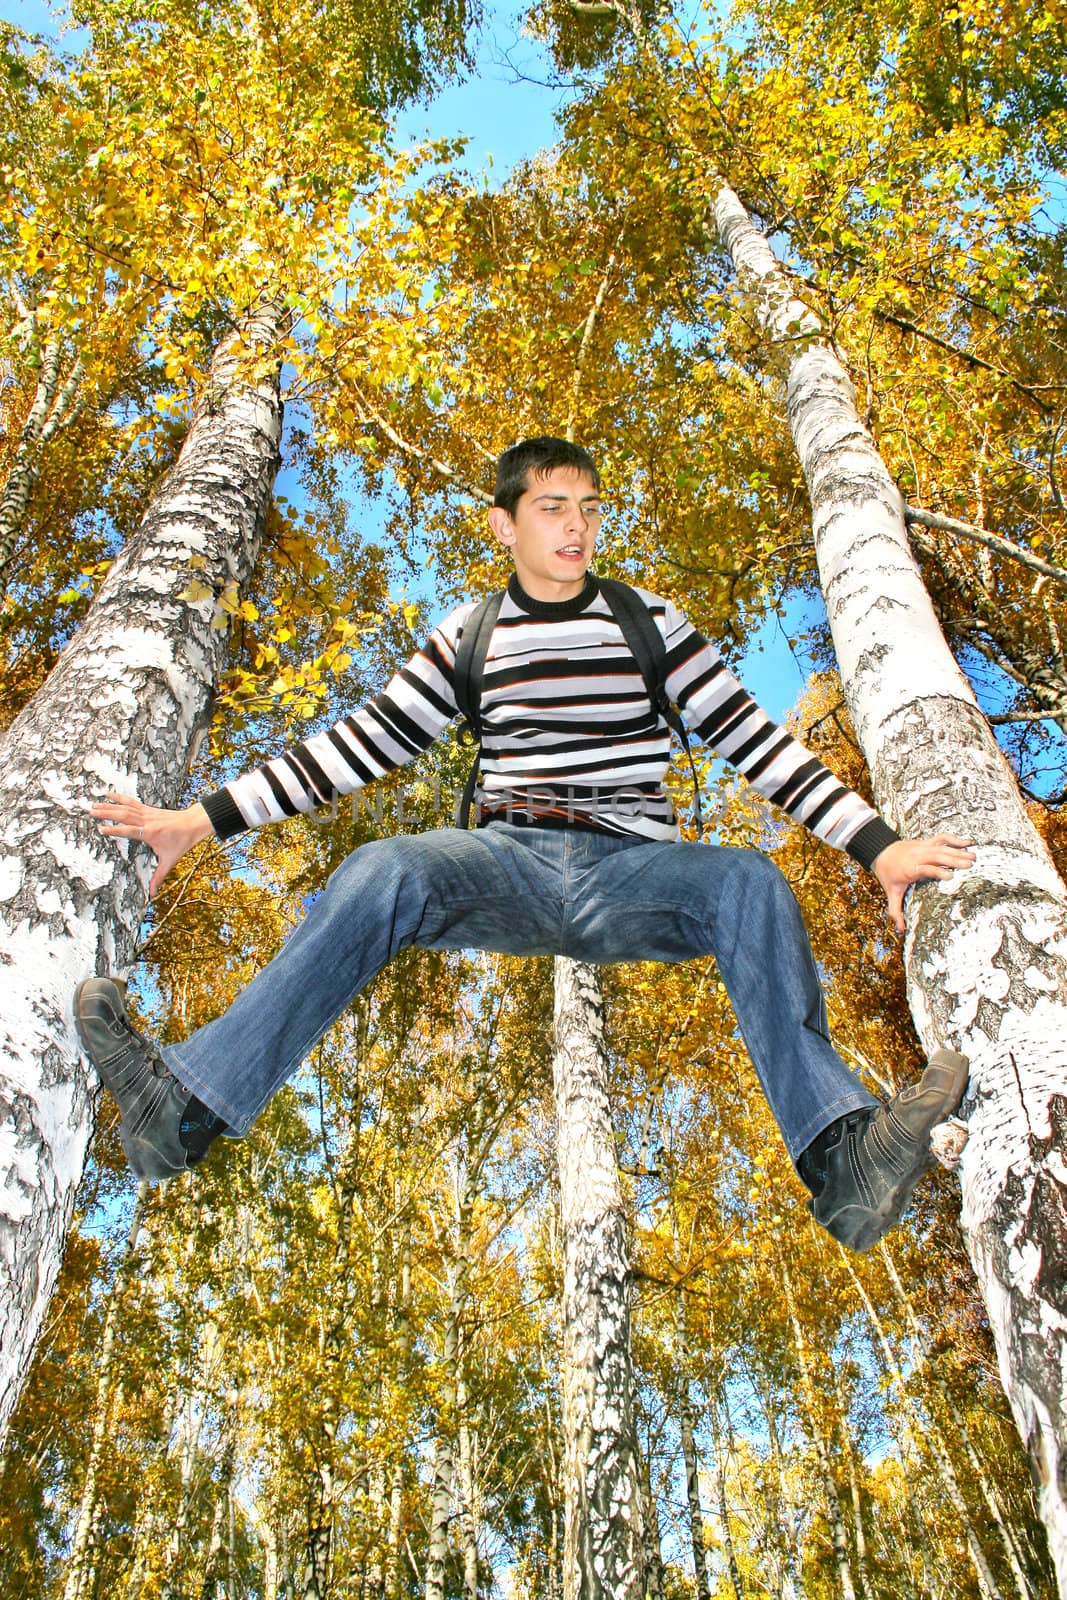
[74,978,223,1183]
[807,1049,969,1252]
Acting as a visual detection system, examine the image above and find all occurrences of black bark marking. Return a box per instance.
[855,641,890,679]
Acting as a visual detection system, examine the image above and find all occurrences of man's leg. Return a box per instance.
[562,836,967,1250]
[76,824,568,1179]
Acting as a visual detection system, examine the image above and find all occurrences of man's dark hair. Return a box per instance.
[493,436,601,516]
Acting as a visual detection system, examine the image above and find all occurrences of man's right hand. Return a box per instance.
[92,793,215,898]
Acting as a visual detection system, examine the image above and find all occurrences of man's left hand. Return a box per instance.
[872,835,976,933]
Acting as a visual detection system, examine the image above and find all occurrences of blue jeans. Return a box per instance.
[163,822,877,1159]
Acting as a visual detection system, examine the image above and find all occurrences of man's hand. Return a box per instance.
[872,835,976,933]
[92,793,215,898]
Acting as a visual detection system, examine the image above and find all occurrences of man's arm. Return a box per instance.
[657,597,976,921]
[92,604,473,896]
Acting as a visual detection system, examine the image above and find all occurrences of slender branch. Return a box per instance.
[565,227,624,443]
[875,309,1057,415]
[987,709,1067,725]
[904,505,1067,589]
[349,388,493,505]
[1050,417,1065,515]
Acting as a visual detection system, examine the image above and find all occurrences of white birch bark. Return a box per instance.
[0,299,285,1442]
[674,1293,711,1600]
[880,1246,1040,1600]
[0,327,88,581]
[782,1264,858,1600]
[425,1111,492,1600]
[706,1387,747,1600]
[711,182,1067,1593]
[61,1188,148,1600]
[637,1440,666,1600]
[842,1247,1009,1600]
[552,956,644,1600]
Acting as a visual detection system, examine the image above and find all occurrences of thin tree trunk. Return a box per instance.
[200,1406,239,1600]
[756,1375,805,1600]
[841,1248,1005,1600]
[552,956,644,1600]
[386,1217,412,1600]
[0,329,88,581]
[710,178,1067,1592]
[0,299,285,1443]
[675,1295,711,1600]
[61,1188,148,1600]
[879,1246,1040,1600]
[782,1264,857,1600]
[706,1386,746,1600]
[426,1089,495,1600]
[638,1435,666,1600]
[831,1365,870,1600]
[457,1378,481,1600]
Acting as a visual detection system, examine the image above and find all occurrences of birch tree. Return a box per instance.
[0,300,285,1440]
[553,959,645,1599]
[710,173,1067,1590]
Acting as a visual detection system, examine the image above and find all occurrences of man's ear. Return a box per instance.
[488,506,514,548]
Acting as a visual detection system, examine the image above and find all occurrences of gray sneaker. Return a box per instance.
[74,978,206,1183]
[809,1049,970,1252]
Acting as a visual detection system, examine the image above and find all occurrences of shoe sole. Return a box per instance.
[815,1049,969,1252]
[74,978,183,1184]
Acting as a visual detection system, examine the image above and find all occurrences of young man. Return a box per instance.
[76,437,975,1252]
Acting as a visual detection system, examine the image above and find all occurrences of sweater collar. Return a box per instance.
[506,572,600,619]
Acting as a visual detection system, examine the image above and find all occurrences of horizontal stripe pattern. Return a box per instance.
[209,581,880,850]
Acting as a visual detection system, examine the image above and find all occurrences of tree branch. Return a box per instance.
[349,388,493,505]
[904,504,1067,589]
[875,308,1057,415]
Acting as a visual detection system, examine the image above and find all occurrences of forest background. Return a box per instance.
[0,0,1064,1596]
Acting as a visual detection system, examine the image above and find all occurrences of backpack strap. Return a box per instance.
[598,577,703,834]
[452,591,504,827]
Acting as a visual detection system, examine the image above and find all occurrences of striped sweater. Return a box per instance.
[201,574,897,870]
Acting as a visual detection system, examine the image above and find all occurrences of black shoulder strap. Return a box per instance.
[453,592,505,739]
[597,577,673,729]
[598,577,703,834]
[453,591,504,827]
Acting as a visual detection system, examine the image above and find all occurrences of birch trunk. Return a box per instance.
[782,1264,857,1600]
[675,1296,711,1600]
[0,329,87,582]
[0,300,284,1442]
[711,181,1067,1591]
[831,1365,870,1600]
[638,1440,666,1600]
[841,1248,1005,1599]
[552,956,644,1600]
[880,1246,1040,1600]
[457,1380,481,1600]
[61,1188,148,1600]
[426,1111,492,1600]
[706,1387,746,1600]
[759,1385,804,1600]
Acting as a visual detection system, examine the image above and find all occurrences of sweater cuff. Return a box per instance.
[846,817,900,873]
[200,788,248,840]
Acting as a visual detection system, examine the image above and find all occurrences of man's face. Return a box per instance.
[488,466,602,602]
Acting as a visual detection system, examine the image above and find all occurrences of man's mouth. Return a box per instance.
[557,545,585,559]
